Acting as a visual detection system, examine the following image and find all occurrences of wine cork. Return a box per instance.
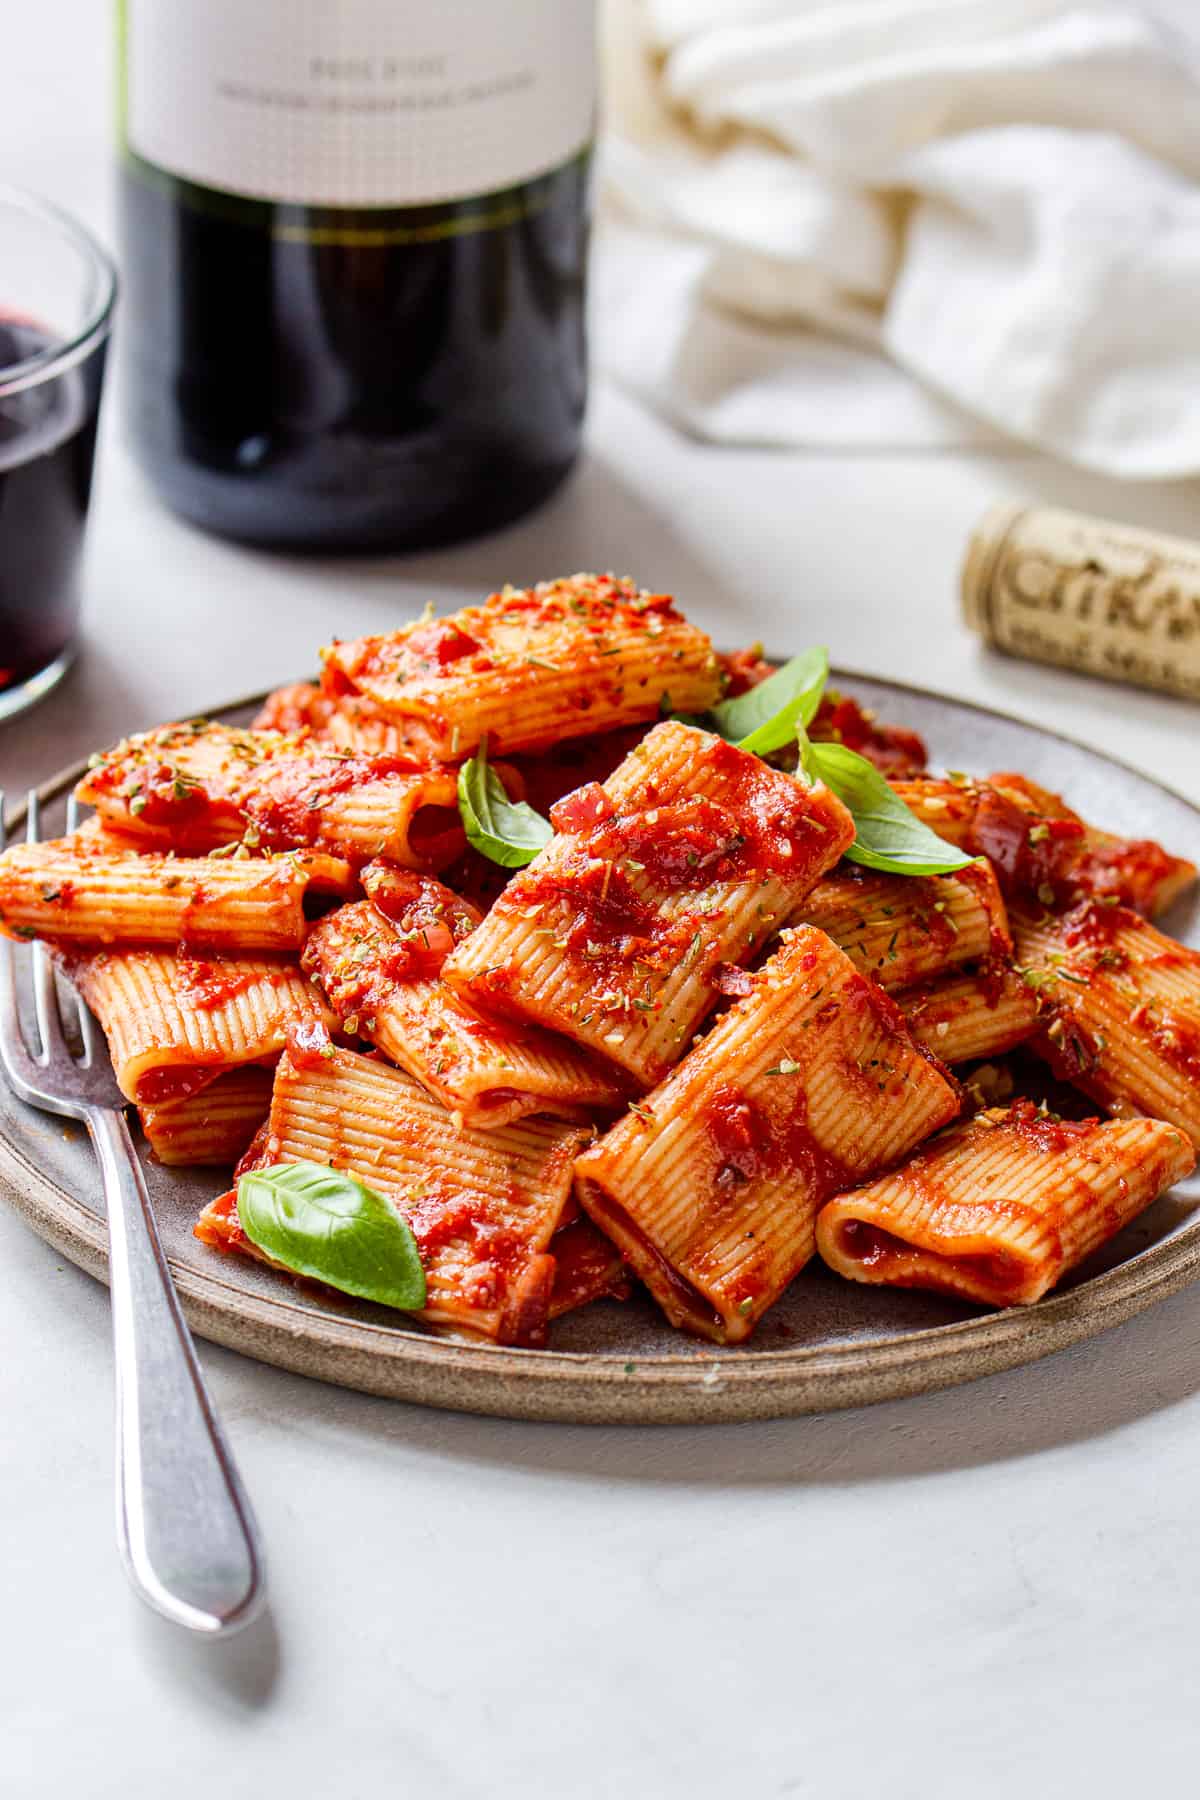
[961,502,1200,702]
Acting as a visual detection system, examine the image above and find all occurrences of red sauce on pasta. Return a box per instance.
[135,1065,222,1105]
[86,758,215,829]
[706,1088,764,1188]
[176,956,274,1009]
[1003,1097,1100,1153]
[1058,898,1131,950]
[234,1122,277,1177]
[812,693,928,778]
[404,1188,526,1307]
[553,736,839,902]
[549,782,616,834]
[953,860,1012,960]
[194,1188,248,1253]
[588,797,753,893]
[702,1079,858,1201]
[246,752,426,848]
[968,788,1086,908]
[1141,1010,1200,1085]
[359,865,479,973]
[518,856,660,972]
[286,1018,334,1069]
[547,1220,629,1313]
[1076,837,1166,903]
[402,620,482,668]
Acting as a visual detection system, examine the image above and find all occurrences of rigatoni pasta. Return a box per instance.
[196,1045,588,1345]
[898,966,1040,1065]
[303,884,626,1128]
[891,774,1195,918]
[139,1068,274,1166]
[0,838,353,949]
[793,862,1010,990]
[3,576,1193,1350]
[1014,900,1200,1147]
[69,946,333,1103]
[77,721,465,870]
[445,721,856,1086]
[817,1103,1195,1306]
[320,574,722,758]
[574,926,961,1343]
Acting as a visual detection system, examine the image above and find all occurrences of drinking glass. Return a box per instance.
[0,187,115,722]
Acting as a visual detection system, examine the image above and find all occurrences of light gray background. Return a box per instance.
[4,4,1200,1796]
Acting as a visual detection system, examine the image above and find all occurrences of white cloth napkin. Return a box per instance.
[596,0,1200,474]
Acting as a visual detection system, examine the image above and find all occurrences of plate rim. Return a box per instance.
[1,670,1198,1425]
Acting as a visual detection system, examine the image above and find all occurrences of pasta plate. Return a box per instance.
[1,674,1197,1425]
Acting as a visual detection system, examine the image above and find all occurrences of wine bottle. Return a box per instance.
[116,1,594,551]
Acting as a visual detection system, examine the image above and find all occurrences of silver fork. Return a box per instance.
[0,789,265,1636]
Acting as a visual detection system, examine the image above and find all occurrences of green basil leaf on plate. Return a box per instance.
[799,733,975,876]
[709,647,830,755]
[237,1161,427,1311]
[457,738,554,868]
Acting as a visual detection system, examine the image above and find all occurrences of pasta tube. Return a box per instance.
[1015,899,1200,1147]
[195,1045,589,1345]
[574,925,961,1343]
[139,1068,274,1166]
[445,721,856,1086]
[794,862,1010,990]
[892,775,1195,918]
[0,839,353,949]
[817,1103,1194,1306]
[71,947,334,1103]
[320,574,722,758]
[303,882,626,1128]
[898,966,1039,1064]
[77,721,464,869]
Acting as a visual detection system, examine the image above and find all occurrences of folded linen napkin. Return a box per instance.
[596,0,1200,474]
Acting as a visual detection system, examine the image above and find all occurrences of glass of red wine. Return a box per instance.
[0,188,114,722]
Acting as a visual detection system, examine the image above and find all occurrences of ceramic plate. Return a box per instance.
[1,674,1197,1424]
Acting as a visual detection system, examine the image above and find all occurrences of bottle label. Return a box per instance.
[121,0,594,208]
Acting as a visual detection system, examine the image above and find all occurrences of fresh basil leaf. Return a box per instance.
[708,647,829,755]
[237,1161,426,1310]
[457,739,553,869]
[800,733,975,876]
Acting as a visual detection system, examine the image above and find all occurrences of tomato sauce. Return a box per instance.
[967,788,1085,908]
[135,1064,223,1105]
[286,1018,334,1069]
[811,693,928,778]
[89,757,216,830]
[701,1076,859,1203]
[361,863,481,944]
[518,856,660,973]
[1075,837,1180,914]
[1059,898,1132,951]
[549,782,616,834]
[402,619,482,669]
[176,955,275,1009]
[246,751,427,848]
[1003,1096,1100,1152]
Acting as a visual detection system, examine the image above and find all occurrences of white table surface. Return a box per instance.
[6,5,1200,1796]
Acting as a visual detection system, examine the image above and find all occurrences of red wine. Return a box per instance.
[117,3,594,552]
[0,318,104,695]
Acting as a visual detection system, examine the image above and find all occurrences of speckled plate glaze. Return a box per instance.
[1,675,1198,1424]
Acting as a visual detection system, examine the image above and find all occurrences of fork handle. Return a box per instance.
[88,1108,266,1635]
